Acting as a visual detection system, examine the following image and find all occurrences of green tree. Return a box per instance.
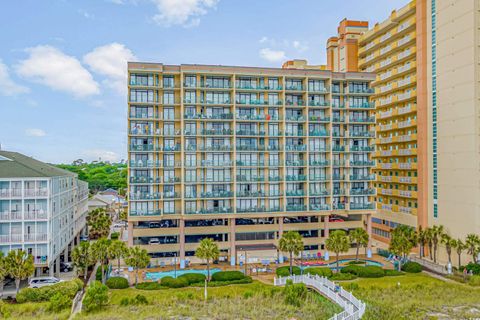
[195,238,220,281]
[425,227,433,259]
[326,230,350,273]
[83,281,109,313]
[0,252,8,298]
[417,226,428,258]
[349,228,369,261]
[72,241,95,281]
[87,208,112,240]
[441,233,456,265]
[119,210,128,221]
[108,240,128,272]
[466,234,480,263]
[92,238,111,284]
[279,231,304,276]
[6,250,35,293]
[389,225,417,271]
[125,246,150,286]
[431,225,445,263]
[454,239,466,268]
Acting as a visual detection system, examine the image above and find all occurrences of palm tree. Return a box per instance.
[425,227,433,259]
[92,238,111,284]
[465,234,480,263]
[349,228,369,261]
[125,246,150,286]
[0,252,8,298]
[431,225,444,263]
[389,225,416,271]
[72,241,95,281]
[87,208,112,239]
[195,238,220,281]
[441,233,455,265]
[417,226,428,258]
[278,231,304,276]
[6,250,35,294]
[108,240,128,272]
[454,239,466,268]
[325,230,350,272]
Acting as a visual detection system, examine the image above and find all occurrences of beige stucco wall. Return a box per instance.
[431,0,480,240]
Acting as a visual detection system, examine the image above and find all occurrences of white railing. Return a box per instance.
[274,274,366,320]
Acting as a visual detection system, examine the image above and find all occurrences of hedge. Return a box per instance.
[276,266,301,277]
[211,271,246,282]
[16,279,83,303]
[346,260,365,265]
[110,232,120,240]
[106,277,129,289]
[135,282,165,290]
[401,261,423,273]
[177,273,206,285]
[384,269,405,276]
[341,265,385,278]
[304,267,333,278]
[198,277,253,287]
[160,276,189,288]
[330,273,357,281]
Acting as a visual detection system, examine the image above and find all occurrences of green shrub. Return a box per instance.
[0,300,11,318]
[345,283,359,290]
[135,282,165,290]
[466,263,480,275]
[304,267,333,278]
[401,261,423,273]
[120,297,130,306]
[16,280,82,303]
[119,294,149,306]
[111,232,120,240]
[83,281,109,313]
[95,267,103,281]
[330,273,357,281]
[211,271,246,282]
[283,280,307,307]
[177,273,206,285]
[134,294,148,305]
[341,265,385,278]
[47,292,72,312]
[384,269,405,276]
[468,275,480,286]
[275,266,301,277]
[194,277,253,287]
[243,290,253,299]
[160,276,189,288]
[106,277,129,289]
[346,260,365,265]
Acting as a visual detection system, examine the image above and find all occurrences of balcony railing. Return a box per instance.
[309,204,331,211]
[200,191,234,198]
[24,233,48,242]
[24,189,48,197]
[0,211,22,220]
[186,207,234,214]
[350,203,375,210]
[0,189,22,198]
[286,204,307,211]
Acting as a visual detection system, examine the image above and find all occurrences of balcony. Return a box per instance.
[350,146,375,152]
[286,190,305,197]
[0,189,22,198]
[198,145,233,152]
[24,189,48,197]
[130,210,162,216]
[309,116,330,122]
[309,175,329,182]
[332,145,345,152]
[349,117,375,123]
[332,175,345,181]
[350,188,376,195]
[24,233,48,242]
[350,174,375,181]
[350,160,375,166]
[0,211,22,221]
[184,113,233,120]
[285,160,306,166]
[309,130,329,137]
[350,203,375,210]
[310,190,329,196]
[286,175,307,181]
[236,130,265,136]
[286,204,307,212]
[285,145,307,151]
[200,191,234,198]
[236,191,267,198]
[308,101,329,107]
[0,234,22,244]
[285,115,306,122]
[285,85,303,91]
[235,114,281,121]
[285,130,305,137]
[310,204,330,211]
[186,207,233,215]
[130,176,181,184]
[201,129,233,136]
[286,100,305,106]
[348,131,375,138]
[24,211,48,220]
[309,160,329,166]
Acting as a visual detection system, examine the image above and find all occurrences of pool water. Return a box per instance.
[145,268,222,281]
[301,258,383,269]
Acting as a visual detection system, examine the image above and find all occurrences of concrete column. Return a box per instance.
[278,217,284,263]
[127,222,134,246]
[55,258,60,277]
[63,246,69,264]
[366,214,372,250]
[324,216,329,238]
[49,263,54,277]
[179,219,185,267]
[229,218,236,265]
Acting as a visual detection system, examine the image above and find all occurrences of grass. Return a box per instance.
[342,273,480,319]
[0,301,70,320]
[74,281,341,320]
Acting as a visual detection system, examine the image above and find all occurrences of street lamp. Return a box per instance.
[173,252,177,278]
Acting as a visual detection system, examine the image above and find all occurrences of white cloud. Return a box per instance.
[25,128,46,137]
[151,0,219,27]
[78,9,94,19]
[0,60,29,96]
[259,48,287,63]
[292,40,309,52]
[83,149,120,162]
[83,43,136,94]
[16,45,100,98]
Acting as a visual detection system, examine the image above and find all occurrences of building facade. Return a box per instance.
[127,63,376,265]
[0,151,88,276]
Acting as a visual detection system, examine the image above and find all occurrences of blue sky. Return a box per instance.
[0,0,409,164]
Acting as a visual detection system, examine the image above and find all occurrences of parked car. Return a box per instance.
[149,222,160,228]
[80,235,89,242]
[28,277,62,288]
[60,261,73,272]
[329,216,345,222]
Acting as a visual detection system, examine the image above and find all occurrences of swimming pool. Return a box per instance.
[300,258,384,269]
[145,268,222,281]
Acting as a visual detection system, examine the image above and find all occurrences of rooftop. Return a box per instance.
[0,151,75,178]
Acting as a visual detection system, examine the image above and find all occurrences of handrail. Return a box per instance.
[274,274,366,320]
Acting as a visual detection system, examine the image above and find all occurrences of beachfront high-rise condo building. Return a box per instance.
[0,151,89,276]
[127,62,376,265]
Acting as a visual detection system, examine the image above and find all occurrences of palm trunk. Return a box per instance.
[84,266,88,281]
[428,244,433,259]
[135,267,138,286]
[207,259,210,282]
[419,245,423,258]
[118,257,121,271]
[433,244,437,263]
[15,279,20,294]
[289,252,293,275]
[101,264,106,284]
[355,246,359,261]
[336,252,339,273]
[458,253,462,268]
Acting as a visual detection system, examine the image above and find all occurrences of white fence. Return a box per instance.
[274,274,366,320]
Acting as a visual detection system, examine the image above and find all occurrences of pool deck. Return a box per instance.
[128,254,392,285]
